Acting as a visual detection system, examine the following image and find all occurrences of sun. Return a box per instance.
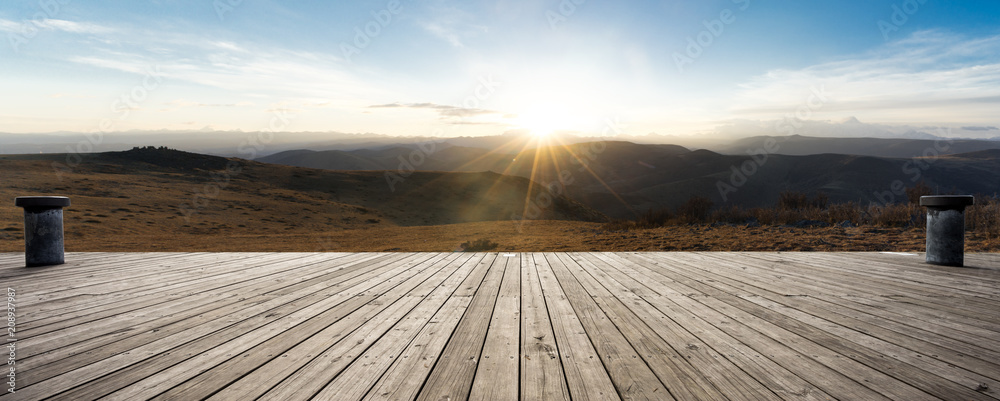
[510,105,580,138]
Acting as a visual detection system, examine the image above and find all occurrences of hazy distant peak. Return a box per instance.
[839,116,861,124]
[961,126,999,132]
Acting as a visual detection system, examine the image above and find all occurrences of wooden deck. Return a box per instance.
[1,252,998,400]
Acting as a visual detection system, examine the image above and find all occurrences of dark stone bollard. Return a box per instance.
[919,195,974,267]
[15,196,71,267]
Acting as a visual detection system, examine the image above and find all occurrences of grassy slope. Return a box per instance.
[1,148,996,252]
[0,148,604,251]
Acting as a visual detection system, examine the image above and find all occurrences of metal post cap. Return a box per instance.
[919,195,974,208]
[15,196,71,208]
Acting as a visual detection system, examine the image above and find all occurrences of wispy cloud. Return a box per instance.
[0,18,113,34]
[422,22,465,47]
[730,30,1000,122]
[165,100,255,108]
[49,93,98,99]
[369,102,501,119]
[65,29,388,106]
[416,4,488,48]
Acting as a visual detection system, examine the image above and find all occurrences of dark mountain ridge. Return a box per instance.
[257,139,1000,219]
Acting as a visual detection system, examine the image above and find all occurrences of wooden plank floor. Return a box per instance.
[1,252,998,400]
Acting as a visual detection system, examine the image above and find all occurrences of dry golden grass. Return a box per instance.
[2,150,997,253]
[2,218,998,253]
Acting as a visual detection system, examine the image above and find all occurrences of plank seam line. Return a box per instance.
[545,252,627,401]
[410,253,501,400]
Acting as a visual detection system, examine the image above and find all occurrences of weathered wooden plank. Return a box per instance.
[546,253,673,401]
[10,253,438,400]
[751,252,1000,330]
[771,252,1000,300]
[201,254,454,401]
[563,253,734,401]
[468,254,521,400]
[18,253,362,316]
[0,252,193,284]
[590,252,835,401]
[611,252,894,401]
[21,254,378,360]
[94,253,450,400]
[640,252,945,400]
[701,252,1000,373]
[532,253,619,401]
[663,252,1000,398]
[753,252,1000,312]
[16,253,380,390]
[18,252,338,332]
[18,253,362,338]
[151,254,471,401]
[18,252,385,370]
[363,254,497,401]
[519,253,571,401]
[415,253,508,401]
[313,254,483,400]
[743,293,1000,399]
[1,251,999,401]
[201,256,487,401]
[678,275,996,400]
[8,252,236,295]
[574,252,777,401]
[823,252,1000,286]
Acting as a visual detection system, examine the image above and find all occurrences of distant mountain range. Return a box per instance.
[709,135,1000,158]
[5,127,998,158]
[260,139,1000,219]
[4,137,999,222]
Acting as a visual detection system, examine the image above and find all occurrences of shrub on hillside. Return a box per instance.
[636,208,672,229]
[677,196,714,224]
[711,205,754,224]
[778,191,808,210]
[827,202,861,225]
[595,185,999,236]
[870,203,922,227]
[906,181,934,204]
[779,191,828,210]
[460,238,499,251]
[968,195,1000,238]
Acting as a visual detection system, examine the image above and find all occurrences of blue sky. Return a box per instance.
[1,0,999,138]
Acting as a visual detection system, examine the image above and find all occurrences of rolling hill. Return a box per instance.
[709,135,1000,158]
[2,146,997,253]
[258,139,1000,219]
[0,147,606,250]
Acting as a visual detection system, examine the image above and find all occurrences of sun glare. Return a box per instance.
[511,105,580,138]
